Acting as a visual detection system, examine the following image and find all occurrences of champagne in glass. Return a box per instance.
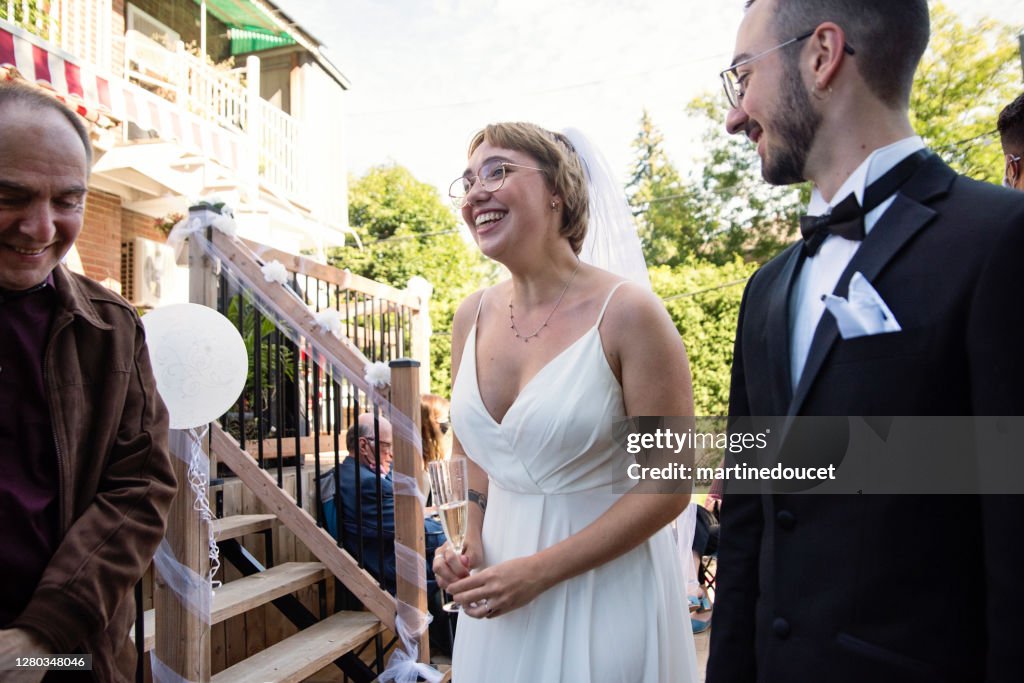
[428,458,468,612]
[439,499,467,550]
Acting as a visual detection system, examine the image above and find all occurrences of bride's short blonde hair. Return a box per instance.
[467,122,589,255]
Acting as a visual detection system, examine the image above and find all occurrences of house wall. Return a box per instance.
[254,49,296,114]
[291,54,348,228]
[123,207,166,242]
[74,190,167,290]
[76,190,124,288]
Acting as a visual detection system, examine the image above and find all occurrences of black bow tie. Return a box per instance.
[799,193,864,256]
[799,149,931,257]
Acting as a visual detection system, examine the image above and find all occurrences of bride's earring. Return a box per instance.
[550,200,559,211]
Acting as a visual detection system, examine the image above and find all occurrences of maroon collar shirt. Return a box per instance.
[0,274,61,626]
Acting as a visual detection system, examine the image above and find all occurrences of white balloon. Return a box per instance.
[142,304,249,430]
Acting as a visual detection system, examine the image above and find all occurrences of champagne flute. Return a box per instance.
[427,458,468,612]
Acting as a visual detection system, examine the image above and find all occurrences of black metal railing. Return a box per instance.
[212,249,420,674]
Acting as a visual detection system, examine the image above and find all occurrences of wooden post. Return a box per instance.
[154,430,211,681]
[189,229,219,477]
[410,303,431,392]
[389,359,429,663]
[151,232,216,679]
[187,226,218,307]
[406,279,432,392]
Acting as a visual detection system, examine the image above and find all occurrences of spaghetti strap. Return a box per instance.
[596,281,630,327]
[472,289,487,326]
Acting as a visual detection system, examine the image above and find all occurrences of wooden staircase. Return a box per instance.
[211,513,278,541]
[140,231,430,681]
[133,561,333,652]
[211,611,384,683]
[134,448,395,681]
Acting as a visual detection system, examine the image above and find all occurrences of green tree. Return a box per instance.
[679,2,1019,264]
[650,259,758,416]
[910,2,1021,183]
[626,110,702,266]
[330,164,489,397]
[685,95,808,265]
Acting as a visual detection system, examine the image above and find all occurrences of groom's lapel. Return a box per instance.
[766,244,803,413]
[787,156,950,417]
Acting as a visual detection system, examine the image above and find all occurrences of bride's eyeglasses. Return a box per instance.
[449,161,546,208]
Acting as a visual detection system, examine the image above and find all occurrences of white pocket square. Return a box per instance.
[823,272,901,339]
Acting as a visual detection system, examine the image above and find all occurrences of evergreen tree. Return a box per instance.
[626,110,701,266]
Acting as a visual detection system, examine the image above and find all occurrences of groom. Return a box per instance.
[708,1,1024,681]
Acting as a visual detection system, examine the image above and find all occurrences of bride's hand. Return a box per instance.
[433,539,482,591]
[447,555,549,619]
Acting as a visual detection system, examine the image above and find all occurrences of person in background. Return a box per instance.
[319,412,452,654]
[997,92,1024,190]
[689,493,719,635]
[420,393,452,500]
[421,393,452,465]
[0,81,177,682]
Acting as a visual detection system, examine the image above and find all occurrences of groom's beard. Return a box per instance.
[762,66,822,186]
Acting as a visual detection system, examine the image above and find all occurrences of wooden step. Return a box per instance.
[132,562,329,652]
[210,513,278,542]
[211,610,384,683]
[212,561,329,624]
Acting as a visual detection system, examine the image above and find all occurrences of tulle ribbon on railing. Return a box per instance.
[149,428,221,683]
[167,204,440,680]
[167,210,421,452]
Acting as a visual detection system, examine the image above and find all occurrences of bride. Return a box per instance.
[434,122,699,682]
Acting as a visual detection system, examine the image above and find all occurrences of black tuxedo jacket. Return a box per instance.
[707,154,1024,683]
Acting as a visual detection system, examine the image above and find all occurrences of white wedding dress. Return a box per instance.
[450,283,698,682]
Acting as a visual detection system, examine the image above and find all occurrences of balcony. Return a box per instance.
[123,29,308,204]
[2,2,317,223]
[3,0,352,258]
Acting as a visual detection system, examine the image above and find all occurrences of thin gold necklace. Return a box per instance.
[508,258,581,343]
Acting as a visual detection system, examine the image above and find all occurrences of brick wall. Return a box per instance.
[77,190,123,287]
[123,208,166,242]
[75,190,169,290]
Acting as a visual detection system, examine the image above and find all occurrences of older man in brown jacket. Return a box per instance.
[0,81,177,681]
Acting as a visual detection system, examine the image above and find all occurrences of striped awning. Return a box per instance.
[0,20,109,122]
[0,20,242,169]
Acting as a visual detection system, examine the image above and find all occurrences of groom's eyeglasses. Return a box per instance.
[1006,153,1021,177]
[720,29,856,109]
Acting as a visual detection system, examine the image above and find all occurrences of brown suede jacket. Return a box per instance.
[8,265,176,682]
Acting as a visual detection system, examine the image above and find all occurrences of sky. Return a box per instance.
[273,0,1024,202]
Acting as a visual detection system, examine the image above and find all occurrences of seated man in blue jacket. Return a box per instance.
[320,412,451,650]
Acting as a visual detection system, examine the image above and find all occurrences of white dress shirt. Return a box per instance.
[789,136,925,390]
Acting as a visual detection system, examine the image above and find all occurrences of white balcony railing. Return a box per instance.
[256,97,304,198]
[184,51,249,134]
[2,4,311,208]
[122,29,308,204]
